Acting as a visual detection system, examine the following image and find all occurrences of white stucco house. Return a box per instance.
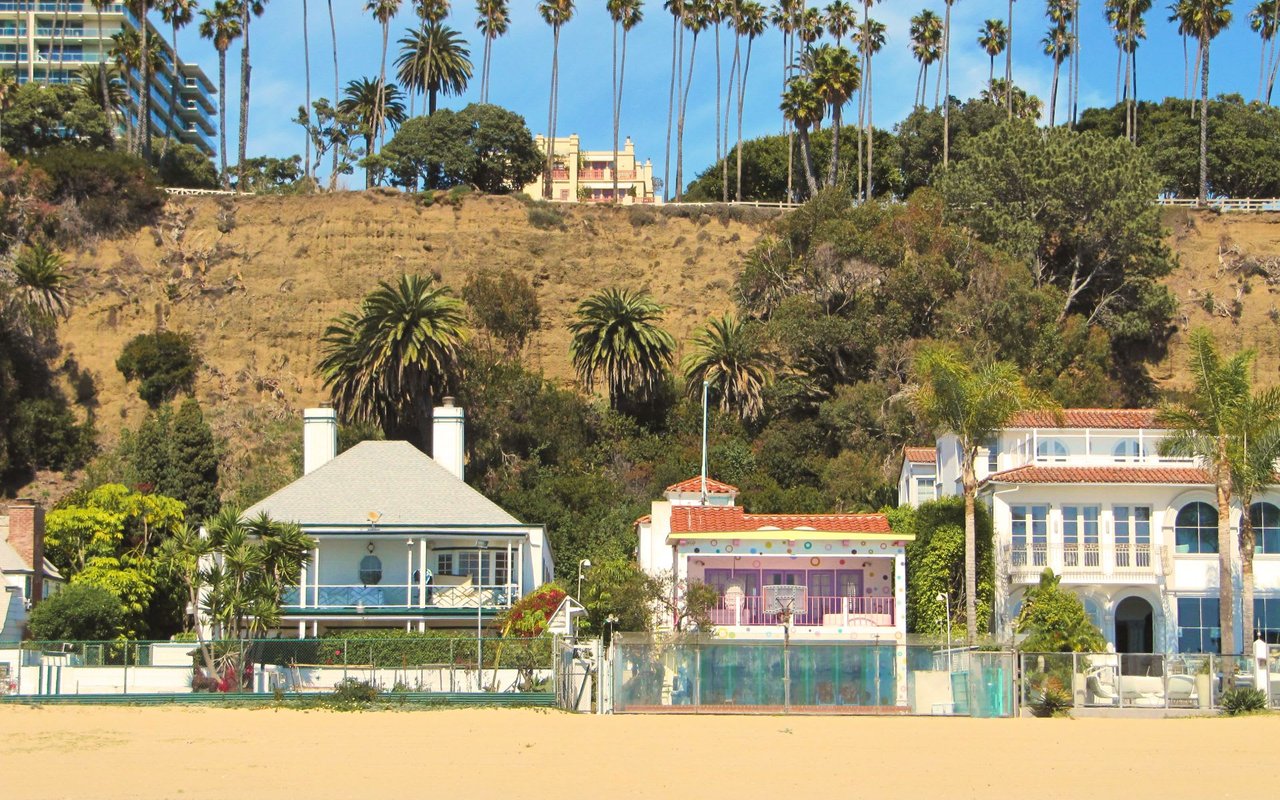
[900,408,1280,655]
[638,477,910,642]
[0,500,64,643]
[245,402,554,638]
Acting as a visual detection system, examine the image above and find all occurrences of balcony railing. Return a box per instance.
[710,595,895,628]
[579,168,638,181]
[282,583,516,612]
[1007,543,1160,583]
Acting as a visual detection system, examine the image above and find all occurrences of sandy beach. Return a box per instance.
[2,706,1278,799]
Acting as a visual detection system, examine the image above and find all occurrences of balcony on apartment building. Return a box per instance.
[1004,430,1194,470]
[1007,541,1163,584]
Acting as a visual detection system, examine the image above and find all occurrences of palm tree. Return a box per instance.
[75,62,129,122]
[91,0,115,133]
[475,0,510,103]
[199,1,241,188]
[682,314,775,421]
[940,0,956,165]
[910,10,942,108]
[538,0,576,199]
[910,345,1055,644]
[395,23,472,116]
[1230,390,1280,644]
[824,0,856,44]
[856,17,883,201]
[1190,0,1232,204]
[1042,14,1072,126]
[1170,0,1197,101]
[780,75,823,196]
[407,1,451,117]
[236,0,268,186]
[1249,0,1279,102]
[708,1,725,202]
[664,0,685,202]
[328,0,340,185]
[798,5,824,46]
[1006,0,1016,118]
[809,44,860,187]
[367,0,403,149]
[8,242,72,322]
[980,77,1043,118]
[339,77,406,188]
[158,0,198,157]
[770,0,800,202]
[979,18,1009,83]
[675,0,708,201]
[608,0,644,205]
[126,0,154,159]
[569,288,675,409]
[319,274,469,450]
[734,2,766,201]
[1158,329,1252,655]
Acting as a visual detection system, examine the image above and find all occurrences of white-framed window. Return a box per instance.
[1112,438,1144,461]
[436,553,454,575]
[984,436,999,473]
[1011,505,1049,567]
[1036,439,1069,462]
[1251,502,1280,554]
[916,476,936,503]
[1175,502,1219,554]
[1114,506,1153,568]
[1062,506,1100,566]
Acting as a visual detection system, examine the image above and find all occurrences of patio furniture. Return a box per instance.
[1166,674,1198,707]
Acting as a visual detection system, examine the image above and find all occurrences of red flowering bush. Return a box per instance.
[499,583,567,638]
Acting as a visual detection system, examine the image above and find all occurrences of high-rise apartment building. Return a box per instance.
[0,1,217,156]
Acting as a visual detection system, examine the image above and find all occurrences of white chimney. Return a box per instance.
[432,397,465,481]
[303,407,338,475]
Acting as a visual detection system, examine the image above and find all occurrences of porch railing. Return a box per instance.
[1007,543,1160,583]
[709,595,895,627]
[281,583,516,611]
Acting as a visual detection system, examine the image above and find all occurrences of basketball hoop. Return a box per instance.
[763,584,807,620]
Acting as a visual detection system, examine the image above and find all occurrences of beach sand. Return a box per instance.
[2,705,1277,799]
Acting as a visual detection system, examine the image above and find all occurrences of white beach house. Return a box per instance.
[900,408,1280,655]
[246,403,553,638]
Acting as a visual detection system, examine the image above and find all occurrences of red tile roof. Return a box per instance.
[665,476,740,495]
[985,465,1209,485]
[904,446,937,463]
[1006,409,1159,429]
[669,505,892,534]
[634,514,652,526]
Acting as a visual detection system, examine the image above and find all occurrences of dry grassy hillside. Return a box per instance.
[53,192,769,494]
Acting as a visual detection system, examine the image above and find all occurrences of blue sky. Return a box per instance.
[170,0,1272,190]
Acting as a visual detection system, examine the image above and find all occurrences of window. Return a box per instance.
[358,555,382,585]
[494,551,510,586]
[916,476,935,503]
[1254,598,1280,644]
[1251,502,1280,555]
[1011,505,1049,566]
[984,436,999,474]
[1112,439,1144,460]
[436,553,454,575]
[1175,502,1219,554]
[1036,439,1069,461]
[1062,506,1100,566]
[1114,506,1153,567]
[1177,597,1221,653]
[458,552,482,583]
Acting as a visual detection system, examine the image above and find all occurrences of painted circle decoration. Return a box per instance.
[765,541,773,549]
[725,545,734,553]
[711,540,718,546]
[880,543,887,550]
[693,547,701,553]
[824,544,832,551]
[752,560,761,568]
[810,557,820,566]
[860,541,867,547]
[839,559,846,565]
[733,539,740,546]
[749,548,758,554]
[803,542,812,550]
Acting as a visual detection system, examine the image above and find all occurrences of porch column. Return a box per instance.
[405,539,415,608]
[418,538,428,608]
[297,620,305,639]
[312,546,321,607]
[506,539,513,603]
[299,562,308,609]
[516,540,523,598]
[894,551,907,635]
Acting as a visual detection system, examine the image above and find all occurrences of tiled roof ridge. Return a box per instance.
[664,476,740,494]
[903,446,937,463]
[669,505,892,533]
[985,465,1210,485]
[1006,408,1160,429]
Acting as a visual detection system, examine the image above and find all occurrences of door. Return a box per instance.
[807,571,834,623]
[836,570,864,598]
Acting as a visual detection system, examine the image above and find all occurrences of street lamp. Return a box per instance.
[577,558,592,600]
[937,591,953,675]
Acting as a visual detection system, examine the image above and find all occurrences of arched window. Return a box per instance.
[1112,439,1144,460]
[1036,439,1069,461]
[359,554,383,585]
[1081,596,1105,634]
[1251,502,1280,555]
[1175,502,1219,554]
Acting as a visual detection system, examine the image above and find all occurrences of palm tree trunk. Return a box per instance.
[1132,47,1139,141]
[1242,508,1257,644]
[990,53,995,85]
[1049,58,1060,127]
[676,31,699,202]
[140,0,152,161]
[736,35,753,202]
[1006,0,1014,119]
[714,21,724,202]
[612,19,618,204]
[856,45,865,201]
[328,0,339,190]
[942,1,951,166]
[376,21,388,153]
[963,461,978,644]
[1116,41,1123,104]
[57,1,68,87]
[237,0,251,185]
[865,56,874,200]
[544,25,559,199]
[618,26,631,203]
[303,0,312,183]
[1182,33,1190,101]
[664,16,678,202]
[724,31,739,202]
[1198,33,1210,205]
[98,6,111,136]
[784,29,794,203]
[798,125,818,196]
[1216,476,1235,655]
[218,49,228,188]
[827,105,840,187]
[163,18,180,159]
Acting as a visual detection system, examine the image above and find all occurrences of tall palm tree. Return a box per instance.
[1042,4,1072,127]
[395,22,472,116]
[198,0,240,187]
[1230,390,1280,644]
[780,75,823,196]
[8,242,72,322]
[608,0,644,205]
[127,0,155,159]
[809,44,860,187]
[236,0,267,185]
[408,1,451,117]
[1006,0,1016,118]
[158,0,198,158]
[367,0,403,148]
[319,274,469,450]
[979,18,1009,83]
[824,0,856,44]
[1249,0,1279,102]
[682,315,775,421]
[771,0,801,202]
[675,0,708,201]
[940,0,957,165]
[569,288,675,409]
[475,0,510,103]
[856,17,883,200]
[1110,0,1150,141]
[798,5,824,46]
[328,0,340,186]
[539,0,576,199]
[1190,0,1232,204]
[733,2,766,201]
[910,10,942,108]
[91,0,115,130]
[911,345,1055,644]
[1170,0,1197,101]
[664,0,686,202]
[339,77,406,188]
[708,0,725,201]
[1158,328,1253,656]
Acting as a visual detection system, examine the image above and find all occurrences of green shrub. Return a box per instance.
[332,677,380,704]
[31,147,165,234]
[1221,687,1269,716]
[527,206,564,230]
[27,584,126,641]
[318,629,552,669]
[116,331,200,407]
[156,142,218,190]
[1032,683,1073,717]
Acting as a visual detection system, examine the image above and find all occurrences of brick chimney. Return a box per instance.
[7,498,45,605]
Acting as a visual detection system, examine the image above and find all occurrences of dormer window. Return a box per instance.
[1036,438,1069,462]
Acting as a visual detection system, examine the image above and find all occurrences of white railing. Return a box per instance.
[710,595,895,628]
[281,583,516,611]
[1007,543,1160,583]
[1156,197,1280,212]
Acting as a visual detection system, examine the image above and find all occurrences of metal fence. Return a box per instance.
[0,636,556,699]
[609,634,1017,716]
[1019,651,1280,712]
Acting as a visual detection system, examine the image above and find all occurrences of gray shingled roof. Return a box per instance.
[243,440,523,528]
